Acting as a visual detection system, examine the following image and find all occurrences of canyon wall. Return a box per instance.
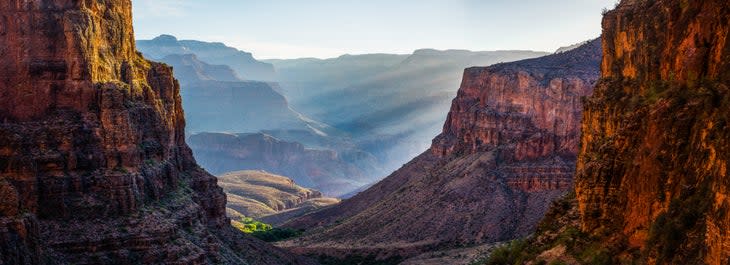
[281,39,601,261]
[574,0,730,264]
[0,1,311,264]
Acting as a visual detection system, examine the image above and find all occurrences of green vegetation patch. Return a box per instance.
[232,216,272,233]
[231,216,303,242]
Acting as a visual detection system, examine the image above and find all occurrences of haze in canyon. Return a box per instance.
[2,1,728,265]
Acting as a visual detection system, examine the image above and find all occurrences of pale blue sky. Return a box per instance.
[132,0,617,59]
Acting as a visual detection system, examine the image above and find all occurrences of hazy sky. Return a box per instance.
[132,0,617,59]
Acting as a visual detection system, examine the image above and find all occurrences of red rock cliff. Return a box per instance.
[0,1,312,264]
[575,0,730,264]
[433,46,598,161]
[280,40,601,261]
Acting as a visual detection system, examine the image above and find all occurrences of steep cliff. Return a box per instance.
[279,39,601,261]
[478,1,730,265]
[575,0,730,264]
[0,1,312,264]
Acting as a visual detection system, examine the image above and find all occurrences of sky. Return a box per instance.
[132,0,618,60]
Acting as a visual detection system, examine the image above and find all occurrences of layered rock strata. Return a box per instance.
[574,0,730,264]
[0,1,312,264]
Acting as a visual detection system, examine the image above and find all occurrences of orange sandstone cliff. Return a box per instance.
[576,0,729,263]
[0,1,312,264]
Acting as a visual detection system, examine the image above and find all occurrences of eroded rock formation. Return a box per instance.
[574,0,730,264]
[0,1,312,264]
[280,39,601,261]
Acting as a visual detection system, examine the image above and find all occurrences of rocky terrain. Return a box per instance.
[477,1,730,264]
[189,133,377,196]
[219,171,340,225]
[137,35,277,81]
[279,39,601,262]
[0,1,312,264]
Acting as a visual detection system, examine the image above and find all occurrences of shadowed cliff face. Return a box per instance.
[574,0,730,264]
[279,40,601,261]
[0,1,313,264]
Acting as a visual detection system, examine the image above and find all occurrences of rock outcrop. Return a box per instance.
[279,39,601,261]
[219,171,340,225]
[0,1,312,264]
[574,0,730,264]
[189,133,375,196]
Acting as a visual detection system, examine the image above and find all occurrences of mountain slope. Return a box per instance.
[0,1,312,264]
[137,35,277,81]
[280,39,602,261]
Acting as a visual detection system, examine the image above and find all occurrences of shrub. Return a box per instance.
[231,217,272,234]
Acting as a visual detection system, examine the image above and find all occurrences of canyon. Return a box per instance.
[3,0,727,264]
[279,39,602,262]
[138,35,553,198]
[0,1,311,264]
